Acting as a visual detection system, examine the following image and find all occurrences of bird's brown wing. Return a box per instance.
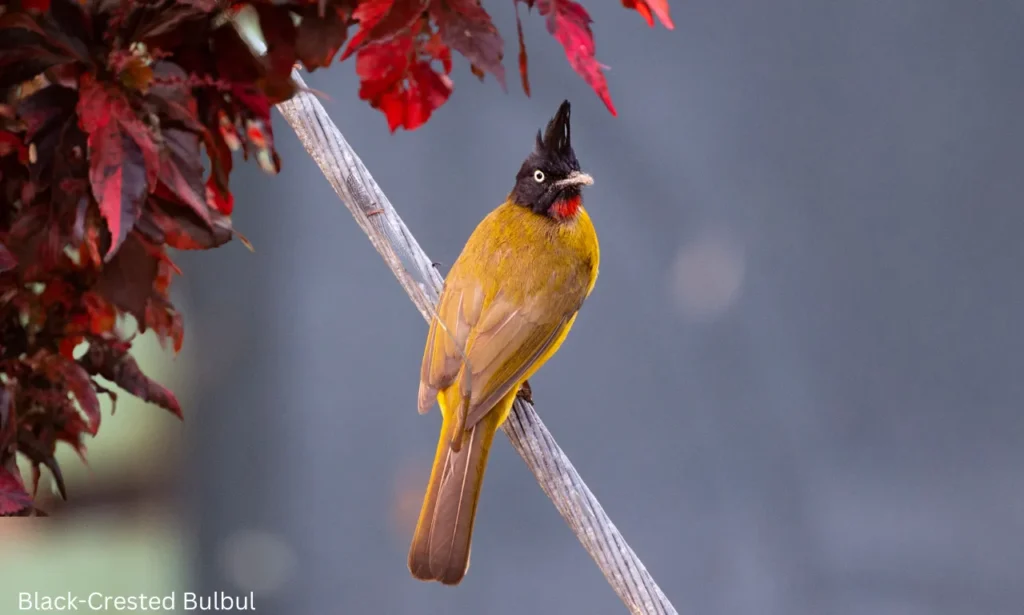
[458,292,576,429]
[419,272,582,433]
[417,281,484,413]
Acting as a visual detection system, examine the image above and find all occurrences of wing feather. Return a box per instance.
[418,283,484,413]
[422,282,582,427]
[462,310,574,428]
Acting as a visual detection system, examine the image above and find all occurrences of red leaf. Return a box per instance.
[60,336,84,359]
[514,2,531,96]
[79,343,183,419]
[356,27,454,131]
[0,130,28,162]
[136,2,210,41]
[215,84,280,172]
[138,197,233,250]
[0,386,14,452]
[526,0,617,115]
[209,23,263,82]
[145,299,185,354]
[0,241,15,272]
[0,468,31,517]
[18,85,79,185]
[23,0,53,12]
[342,0,430,60]
[0,13,72,88]
[622,0,674,29]
[431,0,506,88]
[78,76,161,182]
[53,412,89,464]
[201,129,234,211]
[18,429,69,500]
[296,5,351,70]
[91,233,158,323]
[0,12,48,38]
[253,5,299,81]
[622,0,652,27]
[82,292,117,335]
[146,62,203,131]
[157,128,211,223]
[88,123,149,261]
[78,77,162,260]
[62,362,101,436]
[206,176,234,215]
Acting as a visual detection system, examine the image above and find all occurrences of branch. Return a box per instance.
[276,70,677,615]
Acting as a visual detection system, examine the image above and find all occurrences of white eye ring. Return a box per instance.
[533,169,545,183]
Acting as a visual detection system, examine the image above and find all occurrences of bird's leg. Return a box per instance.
[516,380,533,404]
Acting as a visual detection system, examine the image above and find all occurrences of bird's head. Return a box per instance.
[510,100,593,220]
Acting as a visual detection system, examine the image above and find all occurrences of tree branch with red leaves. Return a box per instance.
[0,1,675,605]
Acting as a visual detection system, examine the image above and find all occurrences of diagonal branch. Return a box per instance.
[276,70,677,615]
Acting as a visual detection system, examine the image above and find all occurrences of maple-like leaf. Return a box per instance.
[157,127,211,223]
[78,77,162,260]
[138,197,233,250]
[342,0,430,60]
[252,5,301,85]
[431,0,506,88]
[0,130,28,162]
[200,126,235,214]
[146,62,204,132]
[16,427,69,500]
[144,296,185,354]
[62,361,101,435]
[134,1,213,43]
[0,241,16,272]
[82,292,117,335]
[92,234,159,322]
[79,343,182,419]
[0,387,13,454]
[295,4,352,70]
[0,467,32,517]
[0,13,77,89]
[519,0,617,115]
[514,2,531,96]
[23,0,53,12]
[87,124,149,261]
[621,0,674,29]
[205,175,234,216]
[356,18,454,131]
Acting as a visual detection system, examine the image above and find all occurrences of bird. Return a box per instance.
[408,100,600,585]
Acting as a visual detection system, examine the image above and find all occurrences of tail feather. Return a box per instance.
[408,400,501,585]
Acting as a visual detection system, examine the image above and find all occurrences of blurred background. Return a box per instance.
[4,0,1024,613]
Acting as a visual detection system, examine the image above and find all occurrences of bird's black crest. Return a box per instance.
[510,100,586,216]
[536,100,574,161]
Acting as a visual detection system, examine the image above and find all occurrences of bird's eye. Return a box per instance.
[533,169,545,183]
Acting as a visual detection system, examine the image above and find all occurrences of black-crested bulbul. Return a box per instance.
[408,100,600,585]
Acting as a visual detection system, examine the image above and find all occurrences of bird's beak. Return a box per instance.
[556,171,594,188]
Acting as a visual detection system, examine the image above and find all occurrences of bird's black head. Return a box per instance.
[510,100,593,219]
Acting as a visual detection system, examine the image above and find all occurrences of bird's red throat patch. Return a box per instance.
[551,195,582,219]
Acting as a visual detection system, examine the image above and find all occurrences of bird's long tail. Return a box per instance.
[408,393,504,585]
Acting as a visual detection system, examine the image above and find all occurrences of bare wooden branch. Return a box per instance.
[276,70,678,615]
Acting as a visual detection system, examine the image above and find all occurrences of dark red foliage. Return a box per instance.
[0,0,669,514]
[432,0,505,89]
[355,15,454,131]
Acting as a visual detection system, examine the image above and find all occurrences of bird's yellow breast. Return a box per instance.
[450,201,600,305]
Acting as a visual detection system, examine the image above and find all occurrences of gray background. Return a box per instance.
[178,1,1024,613]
